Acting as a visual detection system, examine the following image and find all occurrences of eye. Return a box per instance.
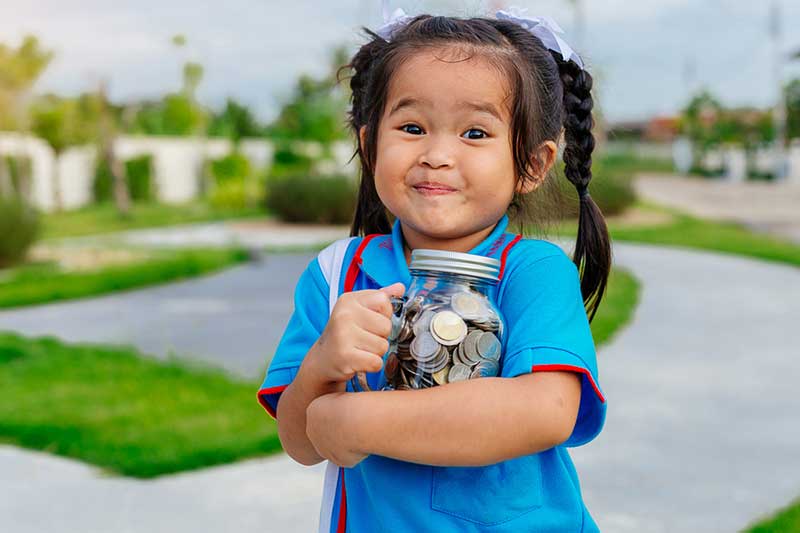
[462,128,488,140]
[400,124,424,135]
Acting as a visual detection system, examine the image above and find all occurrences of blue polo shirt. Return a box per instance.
[259,215,606,532]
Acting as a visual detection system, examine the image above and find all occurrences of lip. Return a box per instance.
[412,181,458,196]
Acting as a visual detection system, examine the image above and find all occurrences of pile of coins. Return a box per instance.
[384,290,502,390]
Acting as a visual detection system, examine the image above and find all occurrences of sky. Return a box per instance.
[1,0,799,124]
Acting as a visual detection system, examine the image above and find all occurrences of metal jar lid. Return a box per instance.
[410,249,500,281]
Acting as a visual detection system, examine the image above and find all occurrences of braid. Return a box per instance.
[339,31,392,236]
[553,54,611,322]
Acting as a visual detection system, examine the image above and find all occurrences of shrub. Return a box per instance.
[0,197,40,268]
[553,161,637,218]
[93,155,155,203]
[266,174,356,224]
[206,152,263,209]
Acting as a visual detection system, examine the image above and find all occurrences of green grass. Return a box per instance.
[0,265,640,478]
[745,498,800,532]
[0,332,280,478]
[41,201,264,240]
[554,202,800,269]
[0,247,250,309]
[590,268,639,346]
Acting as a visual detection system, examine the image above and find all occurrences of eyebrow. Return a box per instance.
[388,97,504,122]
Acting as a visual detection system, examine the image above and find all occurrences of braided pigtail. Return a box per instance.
[553,55,611,322]
[339,31,393,237]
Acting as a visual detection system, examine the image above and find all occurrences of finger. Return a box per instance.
[357,290,394,316]
[353,330,390,358]
[349,348,385,374]
[355,307,393,338]
[379,282,406,299]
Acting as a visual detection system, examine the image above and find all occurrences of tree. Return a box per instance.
[266,45,350,144]
[0,36,53,197]
[208,98,263,142]
[786,78,800,141]
[30,94,98,210]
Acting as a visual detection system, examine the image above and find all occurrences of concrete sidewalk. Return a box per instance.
[2,229,800,531]
[636,174,800,243]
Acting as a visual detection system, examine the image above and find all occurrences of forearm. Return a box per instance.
[276,348,345,466]
[350,372,580,466]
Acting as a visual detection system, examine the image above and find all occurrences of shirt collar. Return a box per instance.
[358,215,511,288]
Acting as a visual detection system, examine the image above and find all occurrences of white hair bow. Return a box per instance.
[376,4,413,41]
[376,3,583,70]
[495,7,584,68]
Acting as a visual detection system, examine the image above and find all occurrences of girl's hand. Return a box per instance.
[306,282,405,385]
[306,392,367,468]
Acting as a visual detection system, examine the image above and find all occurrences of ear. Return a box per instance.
[516,140,558,195]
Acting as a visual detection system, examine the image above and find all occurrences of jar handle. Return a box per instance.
[349,296,406,392]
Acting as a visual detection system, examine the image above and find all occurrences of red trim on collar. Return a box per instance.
[344,234,381,293]
[499,234,522,280]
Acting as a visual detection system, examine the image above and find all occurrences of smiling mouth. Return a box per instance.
[412,182,457,196]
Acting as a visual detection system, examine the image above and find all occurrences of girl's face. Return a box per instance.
[362,47,551,252]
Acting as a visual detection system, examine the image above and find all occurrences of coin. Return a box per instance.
[410,332,440,362]
[430,311,468,346]
[384,352,399,380]
[470,360,499,379]
[451,292,487,320]
[433,365,450,385]
[462,330,483,364]
[448,363,472,382]
[412,310,436,337]
[476,332,501,361]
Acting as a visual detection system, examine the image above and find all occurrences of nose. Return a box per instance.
[418,135,455,169]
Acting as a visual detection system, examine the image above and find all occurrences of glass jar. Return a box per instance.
[351,249,505,392]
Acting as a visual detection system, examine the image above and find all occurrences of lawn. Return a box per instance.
[746,498,800,532]
[0,267,640,478]
[0,246,250,309]
[41,201,264,240]
[0,332,282,478]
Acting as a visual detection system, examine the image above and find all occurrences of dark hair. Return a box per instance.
[339,15,611,321]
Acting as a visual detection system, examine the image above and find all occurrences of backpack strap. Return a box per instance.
[343,234,381,293]
[314,236,356,533]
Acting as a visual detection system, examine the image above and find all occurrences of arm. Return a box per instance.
[306,370,581,467]
[276,346,346,466]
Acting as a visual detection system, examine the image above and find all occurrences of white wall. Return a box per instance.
[0,134,295,212]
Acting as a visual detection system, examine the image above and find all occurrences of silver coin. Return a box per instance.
[410,332,440,362]
[470,360,499,378]
[448,363,472,382]
[462,330,484,364]
[412,309,436,337]
[450,292,488,320]
[476,332,501,361]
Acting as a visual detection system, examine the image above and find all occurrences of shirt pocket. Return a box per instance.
[430,454,544,526]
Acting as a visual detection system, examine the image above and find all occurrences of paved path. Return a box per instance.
[2,241,800,532]
[636,174,800,243]
[0,253,314,380]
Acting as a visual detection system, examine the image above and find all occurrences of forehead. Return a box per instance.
[385,46,512,119]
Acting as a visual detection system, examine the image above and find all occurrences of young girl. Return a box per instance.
[259,8,611,532]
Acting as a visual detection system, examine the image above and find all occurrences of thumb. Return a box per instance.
[379,282,406,298]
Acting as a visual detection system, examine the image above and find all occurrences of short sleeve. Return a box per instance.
[499,246,607,447]
[257,258,329,419]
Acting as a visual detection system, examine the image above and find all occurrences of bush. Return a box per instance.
[206,152,263,209]
[266,174,356,224]
[93,155,155,203]
[554,161,637,218]
[0,197,40,268]
[3,156,33,199]
[209,152,251,184]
